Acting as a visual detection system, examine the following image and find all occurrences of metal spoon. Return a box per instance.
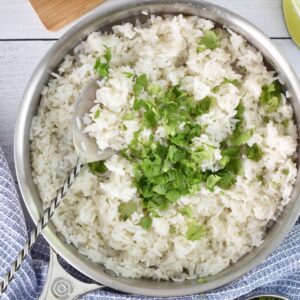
[0,79,115,296]
[72,79,116,163]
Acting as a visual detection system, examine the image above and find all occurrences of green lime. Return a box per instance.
[283,0,300,48]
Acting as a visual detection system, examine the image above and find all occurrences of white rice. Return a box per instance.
[30,15,298,280]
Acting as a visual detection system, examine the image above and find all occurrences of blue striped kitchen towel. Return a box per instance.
[1,145,300,300]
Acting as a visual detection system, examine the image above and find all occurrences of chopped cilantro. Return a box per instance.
[195,96,215,115]
[143,110,158,128]
[226,158,242,175]
[230,130,253,146]
[186,221,206,241]
[169,225,176,234]
[94,109,100,119]
[197,278,207,284]
[88,161,107,175]
[121,84,246,216]
[263,116,270,123]
[123,112,134,120]
[148,84,161,96]
[180,206,193,218]
[191,150,211,164]
[133,74,147,97]
[257,175,265,183]
[119,201,137,221]
[219,155,230,168]
[223,78,240,86]
[282,119,289,128]
[217,171,236,189]
[260,81,282,112]
[197,30,220,53]
[140,216,152,230]
[124,72,134,78]
[206,174,221,190]
[283,169,289,175]
[94,46,112,77]
[104,46,111,62]
[245,143,263,162]
[166,190,181,202]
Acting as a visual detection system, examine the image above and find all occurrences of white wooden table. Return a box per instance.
[0,0,299,183]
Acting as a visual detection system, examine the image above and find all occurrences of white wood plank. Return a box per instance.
[0,0,290,39]
[0,39,299,179]
[0,41,55,179]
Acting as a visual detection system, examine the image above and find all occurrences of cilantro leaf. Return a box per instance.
[219,155,230,168]
[217,171,236,189]
[94,46,112,77]
[260,81,282,112]
[104,46,111,63]
[226,158,242,175]
[119,201,137,220]
[223,78,240,86]
[192,149,212,164]
[186,221,206,241]
[230,130,253,146]
[124,72,134,78]
[88,161,107,175]
[206,174,221,190]
[168,145,186,163]
[195,96,215,115]
[180,206,193,218]
[94,59,109,77]
[94,109,100,119]
[245,143,263,162]
[197,278,207,284]
[143,110,158,128]
[140,216,152,230]
[197,30,220,53]
[166,190,181,202]
[169,225,176,233]
[133,74,147,97]
[221,146,240,159]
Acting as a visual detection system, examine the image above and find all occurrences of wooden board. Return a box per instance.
[29,0,105,31]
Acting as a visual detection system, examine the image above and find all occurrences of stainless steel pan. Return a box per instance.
[14,0,300,297]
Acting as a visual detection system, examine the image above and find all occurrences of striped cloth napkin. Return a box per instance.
[1,145,300,300]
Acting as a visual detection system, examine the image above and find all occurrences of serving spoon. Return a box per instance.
[0,79,114,298]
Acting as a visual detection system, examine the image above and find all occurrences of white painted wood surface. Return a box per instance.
[0,0,290,39]
[0,0,299,181]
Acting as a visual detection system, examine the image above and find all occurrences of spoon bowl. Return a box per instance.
[72,79,116,163]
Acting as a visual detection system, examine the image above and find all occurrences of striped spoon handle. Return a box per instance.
[0,160,82,295]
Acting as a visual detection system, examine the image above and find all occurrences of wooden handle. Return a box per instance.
[29,0,105,31]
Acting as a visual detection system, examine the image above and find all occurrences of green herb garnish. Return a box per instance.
[223,78,240,86]
[169,225,176,234]
[260,81,282,112]
[197,278,207,284]
[133,74,148,97]
[245,143,263,162]
[197,30,220,53]
[88,161,107,174]
[119,201,137,221]
[186,221,206,241]
[206,174,221,190]
[140,215,152,230]
[124,72,134,78]
[94,109,100,119]
[180,206,193,218]
[94,46,112,77]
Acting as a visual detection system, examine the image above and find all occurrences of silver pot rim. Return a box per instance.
[14,0,300,297]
